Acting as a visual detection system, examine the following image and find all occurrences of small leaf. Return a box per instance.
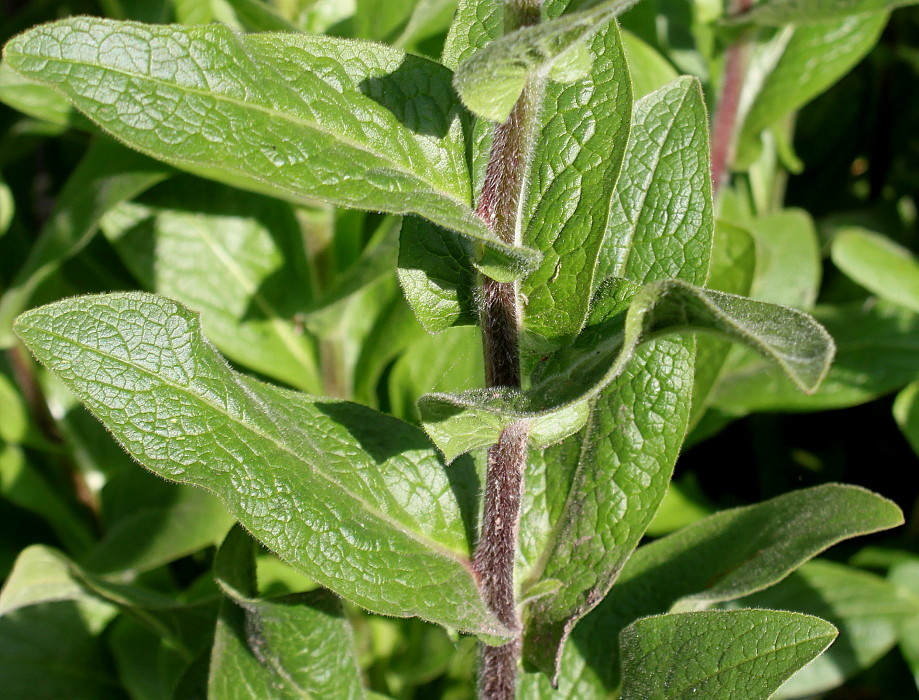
[0,171,12,237]
[832,226,919,312]
[441,0,503,70]
[619,610,837,700]
[14,293,507,639]
[209,527,365,700]
[3,17,539,280]
[894,381,919,457]
[735,560,918,698]
[420,278,834,460]
[453,0,638,122]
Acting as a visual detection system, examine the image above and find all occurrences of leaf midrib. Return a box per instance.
[23,320,474,571]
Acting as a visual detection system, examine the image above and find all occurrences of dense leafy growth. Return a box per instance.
[1,0,917,699]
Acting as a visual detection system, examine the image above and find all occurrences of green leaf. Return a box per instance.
[712,300,919,413]
[0,170,12,237]
[220,0,301,31]
[0,138,171,346]
[620,29,678,100]
[739,14,887,145]
[598,77,713,286]
[894,381,919,457]
[730,0,907,27]
[519,337,695,679]
[100,176,324,393]
[570,484,902,692]
[14,292,507,640]
[3,17,538,281]
[735,560,918,698]
[453,0,637,122]
[520,22,632,342]
[441,0,503,70]
[832,227,919,313]
[420,277,834,461]
[397,217,478,333]
[0,60,85,128]
[890,560,919,691]
[619,610,838,700]
[209,527,365,700]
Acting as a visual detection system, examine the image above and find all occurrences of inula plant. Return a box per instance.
[1,0,917,698]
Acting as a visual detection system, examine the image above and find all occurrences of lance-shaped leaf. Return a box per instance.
[832,226,919,313]
[0,138,171,345]
[453,0,639,122]
[420,277,834,461]
[568,484,902,692]
[2,17,538,281]
[209,527,365,700]
[520,23,632,342]
[13,293,507,640]
[619,610,837,700]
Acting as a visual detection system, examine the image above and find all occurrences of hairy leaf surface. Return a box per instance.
[14,293,506,639]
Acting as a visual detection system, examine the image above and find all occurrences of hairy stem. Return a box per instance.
[474,3,542,698]
[710,0,754,195]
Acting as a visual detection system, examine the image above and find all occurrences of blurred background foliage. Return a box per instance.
[0,0,918,698]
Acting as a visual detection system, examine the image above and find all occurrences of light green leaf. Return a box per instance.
[220,0,301,31]
[712,300,919,413]
[620,29,679,100]
[832,227,919,312]
[735,560,918,698]
[739,14,887,144]
[0,171,12,237]
[209,527,365,700]
[397,217,478,333]
[100,177,324,393]
[84,473,234,575]
[619,610,837,700]
[520,22,632,342]
[3,17,538,281]
[0,60,85,128]
[0,138,171,346]
[14,293,507,640]
[453,0,638,122]
[731,0,907,26]
[599,77,713,286]
[420,277,834,461]
[890,560,919,691]
[569,484,902,692]
[894,381,919,457]
[441,0,503,70]
[745,209,821,309]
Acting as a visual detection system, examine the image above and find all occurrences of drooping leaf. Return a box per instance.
[712,300,919,413]
[730,0,906,27]
[735,560,918,698]
[619,610,837,700]
[832,226,919,313]
[420,277,834,461]
[598,77,713,286]
[3,17,538,281]
[568,484,902,692]
[100,176,324,393]
[0,138,171,345]
[209,527,365,700]
[520,22,632,343]
[14,292,507,640]
[452,0,638,122]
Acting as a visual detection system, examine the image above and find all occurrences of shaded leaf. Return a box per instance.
[732,0,906,26]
